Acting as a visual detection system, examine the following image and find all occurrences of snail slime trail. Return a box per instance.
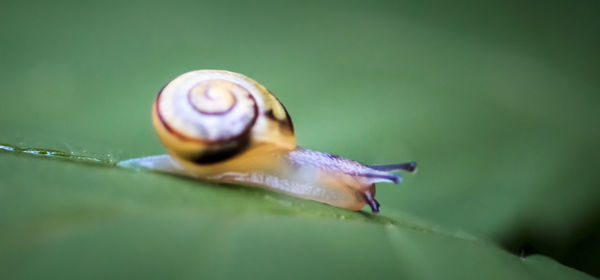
[126,70,416,213]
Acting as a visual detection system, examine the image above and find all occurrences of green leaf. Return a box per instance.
[0,152,594,279]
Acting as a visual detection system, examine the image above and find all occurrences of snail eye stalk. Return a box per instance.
[368,161,417,173]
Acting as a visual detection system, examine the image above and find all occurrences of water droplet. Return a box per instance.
[0,143,113,166]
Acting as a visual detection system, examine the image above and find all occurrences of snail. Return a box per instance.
[120,70,416,213]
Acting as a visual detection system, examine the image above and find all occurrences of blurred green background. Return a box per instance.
[1,0,599,278]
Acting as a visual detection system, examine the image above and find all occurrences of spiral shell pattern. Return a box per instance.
[157,79,258,142]
[153,70,295,164]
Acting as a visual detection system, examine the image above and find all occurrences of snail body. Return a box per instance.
[123,70,416,212]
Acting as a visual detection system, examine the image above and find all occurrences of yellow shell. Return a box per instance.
[153,70,295,166]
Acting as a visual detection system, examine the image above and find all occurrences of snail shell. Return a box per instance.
[134,70,416,212]
[153,70,295,165]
